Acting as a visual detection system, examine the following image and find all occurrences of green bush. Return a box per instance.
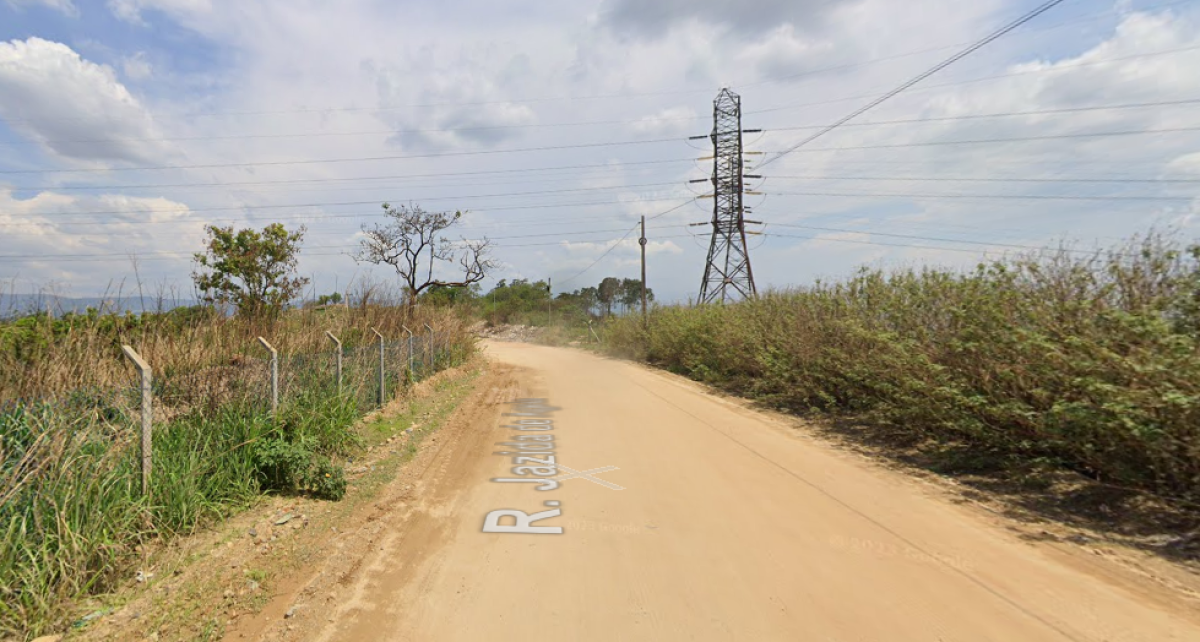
[605,234,1200,500]
[253,438,347,501]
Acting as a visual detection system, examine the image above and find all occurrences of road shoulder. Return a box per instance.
[65,359,493,642]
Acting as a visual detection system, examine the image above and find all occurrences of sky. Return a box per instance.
[2,0,1200,305]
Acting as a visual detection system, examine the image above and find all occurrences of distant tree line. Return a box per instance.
[470,276,653,326]
[185,205,653,327]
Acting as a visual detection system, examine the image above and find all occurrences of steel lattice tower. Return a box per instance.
[698,88,757,305]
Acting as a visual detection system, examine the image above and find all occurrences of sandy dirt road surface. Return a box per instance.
[260,341,1200,641]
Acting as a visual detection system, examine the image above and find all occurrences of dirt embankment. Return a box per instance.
[473,323,544,343]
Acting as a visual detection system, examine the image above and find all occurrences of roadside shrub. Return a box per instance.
[605,233,1200,500]
[253,437,347,501]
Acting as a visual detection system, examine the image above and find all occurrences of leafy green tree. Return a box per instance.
[192,223,309,318]
[619,278,641,314]
[578,286,600,316]
[420,283,481,307]
[482,279,551,324]
[598,277,621,317]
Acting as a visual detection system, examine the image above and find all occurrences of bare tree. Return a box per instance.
[355,202,496,304]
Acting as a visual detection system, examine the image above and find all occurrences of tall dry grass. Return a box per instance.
[0,293,475,402]
[605,234,1200,501]
[0,295,476,639]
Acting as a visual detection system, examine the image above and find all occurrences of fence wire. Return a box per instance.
[1,330,467,484]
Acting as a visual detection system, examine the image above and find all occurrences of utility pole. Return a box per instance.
[547,277,552,328]
[692,88,762,305]
[639,215,647,328]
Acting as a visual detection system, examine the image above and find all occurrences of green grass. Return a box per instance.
[0,334,474,639]
[603,234,1200,503]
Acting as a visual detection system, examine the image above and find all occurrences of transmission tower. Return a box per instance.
[695,88,760,305]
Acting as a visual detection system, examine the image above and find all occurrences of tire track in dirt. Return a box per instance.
[221,362,523,642]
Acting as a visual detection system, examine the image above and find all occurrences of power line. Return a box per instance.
[18,94,1197,149]
[0,136,685,175]
[0,219,1144,263]
[763,97,1200,132]
[748,43,1200,120]
[12,182,691,218]
[4,46,1194,179]
[554,223,643,289]
[758,231,1050,255]
[758,125,1200,154]
[0,158,698,192]
[770,190,1198,201]
[764,174,1200,184]
[0,0,1136,130]
[0,209,657,230]
[0,231,698,263]
[7,19,1175,148]
[766,223,1134,256]
[7,152,1194,198]
[750,156,1200,169]
[0,117,706,148]
[12,95,1200,193]
[0,195,696,229]
[554,189,710,287]
[18,118,1181,190]
[733,0,1198,91]
[759,0,1070,169]
[759,230,1153,259]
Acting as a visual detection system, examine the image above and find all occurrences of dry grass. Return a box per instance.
[0,297,476,640]
[0,297,475,403]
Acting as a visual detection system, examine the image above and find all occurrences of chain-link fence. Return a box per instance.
[1,325,470,637]
[2,327,466,522]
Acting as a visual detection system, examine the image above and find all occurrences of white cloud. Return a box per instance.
[6,0,1200,302]
[0,38,170,165]
[734,24,842,82]
[121,52,152,81]
[598,0,858,42]
[560,237,681,256]
[5,0,77,17]
[368,48,539,152]
[107,0,210,25]
[629,106,697,136]
[0,188,201,291]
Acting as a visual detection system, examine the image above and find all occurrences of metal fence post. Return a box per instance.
[121,345,152,497]
[257,337,278,416]
[424,324,434,371]
[402,325,414,382]
[325,331,343,392]
[371,327,385,405]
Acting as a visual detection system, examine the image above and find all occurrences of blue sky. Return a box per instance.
[2,0,1199,305]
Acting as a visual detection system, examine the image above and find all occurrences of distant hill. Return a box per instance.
[0,294,199,318]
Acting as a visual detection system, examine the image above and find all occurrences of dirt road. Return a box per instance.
[289,341,1200,641]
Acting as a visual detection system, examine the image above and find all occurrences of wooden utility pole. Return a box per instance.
[639,216,648,328]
